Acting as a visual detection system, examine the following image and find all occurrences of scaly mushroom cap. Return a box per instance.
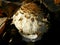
[12,2,48,42]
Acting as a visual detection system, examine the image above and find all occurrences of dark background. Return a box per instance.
[0,0,60,45]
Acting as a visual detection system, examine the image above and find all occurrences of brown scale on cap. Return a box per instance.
[20,2,41,15]
[31,18,34,22]
[19,18,23,21]
[36,31,41,37]
[20,11,24,14]
[25,15,30,19]
[20,29,23,33]
[35,17,40,21]
[15,12,18,16]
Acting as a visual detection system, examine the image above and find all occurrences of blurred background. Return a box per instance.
[0,0,60,45]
